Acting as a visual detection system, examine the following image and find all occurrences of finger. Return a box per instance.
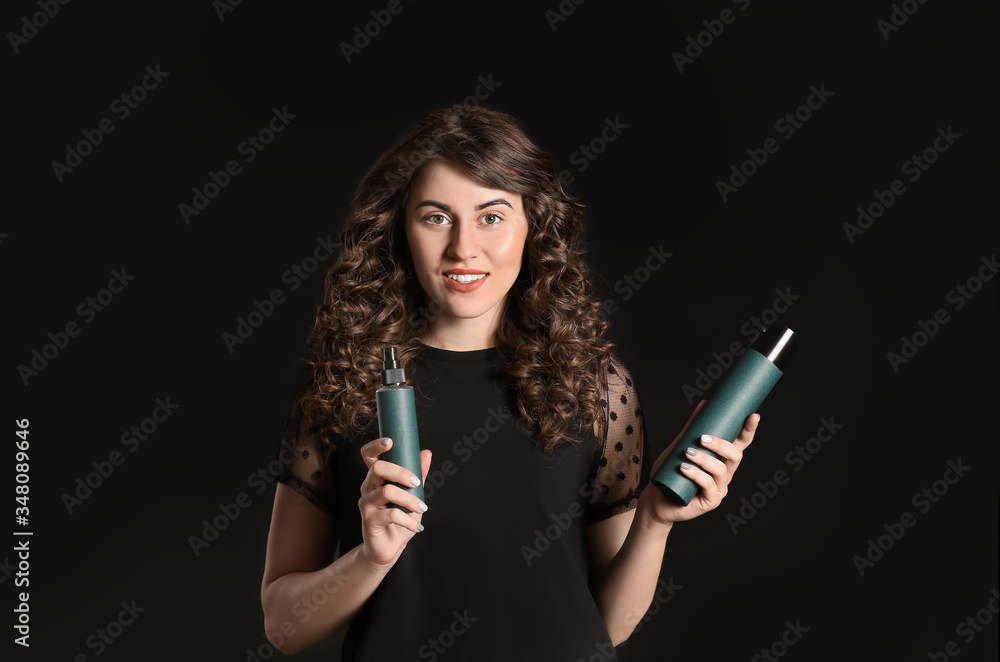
[361,437,393,468]
[698,434,745,467]
[732,413,760,450]
[419,449,433,484]
[679,461,725,507]
[379,482,429,516]
[359,494,424,535]
[385,503,425,534]
[361,482,428,516]
[370,458,424,493]
[683,445,730,481]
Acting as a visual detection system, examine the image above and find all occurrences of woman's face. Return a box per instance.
[404,160,529,343]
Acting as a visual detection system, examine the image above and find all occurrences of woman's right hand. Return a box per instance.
[358,438,432,570]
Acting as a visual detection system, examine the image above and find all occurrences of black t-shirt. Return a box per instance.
[278,344,650,661]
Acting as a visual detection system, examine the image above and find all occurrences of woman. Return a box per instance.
[260,105,759,660]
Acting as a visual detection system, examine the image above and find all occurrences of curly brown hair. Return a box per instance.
[300,104,616,452]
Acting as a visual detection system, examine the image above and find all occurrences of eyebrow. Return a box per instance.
[475,198,513,210]
[414,198,513,212]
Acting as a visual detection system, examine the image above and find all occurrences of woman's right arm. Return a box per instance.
[260,438,431,656]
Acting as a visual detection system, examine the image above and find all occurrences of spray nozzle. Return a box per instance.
[381,347,407,386]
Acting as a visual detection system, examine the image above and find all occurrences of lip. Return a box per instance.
[442,272,488,293]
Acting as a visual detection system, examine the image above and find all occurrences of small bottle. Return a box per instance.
[652,326,797,506]
[376,347,424,511]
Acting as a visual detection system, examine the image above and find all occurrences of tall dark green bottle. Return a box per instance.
[652,326,796,505]
[376,347,424,511]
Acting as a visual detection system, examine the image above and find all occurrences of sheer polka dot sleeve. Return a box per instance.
[276,371,339,516]
[586,357,651,524]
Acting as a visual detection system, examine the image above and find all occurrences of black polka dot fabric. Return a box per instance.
[587,356,650,523]
[275,373,338,515]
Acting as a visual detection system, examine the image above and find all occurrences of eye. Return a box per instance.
[482,213,503,226]
[426,213,449,225]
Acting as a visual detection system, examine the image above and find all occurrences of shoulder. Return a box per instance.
[605,355,640,404]
[606,355,636,384]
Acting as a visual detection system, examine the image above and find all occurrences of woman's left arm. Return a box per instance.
[587,404,760,646]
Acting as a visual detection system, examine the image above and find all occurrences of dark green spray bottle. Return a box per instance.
[376,347,424,511]
[652,326,797,505]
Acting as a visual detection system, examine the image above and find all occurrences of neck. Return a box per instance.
[421,314,500,352]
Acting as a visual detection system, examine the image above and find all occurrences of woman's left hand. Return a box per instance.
[639,400,760,526]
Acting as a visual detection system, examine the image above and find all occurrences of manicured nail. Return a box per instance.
[382,438,392,446]
[418,501,428,512]
[418,523,425,532]
[409,475,421,487]
[680,462,692,471]
[701,434,713,444]
[686,447,698,456]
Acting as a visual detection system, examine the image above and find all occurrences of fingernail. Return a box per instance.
[418,523,425,532]
[680,462,692,471]
[686,447,698,456]
[409,475,421,487]
[701,434,713,444]
[418,501,428,512]
[382,438,392,446]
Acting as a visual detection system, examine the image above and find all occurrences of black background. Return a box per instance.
[5,1,998,660]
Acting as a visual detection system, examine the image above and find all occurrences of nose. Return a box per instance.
[446,218,479,261]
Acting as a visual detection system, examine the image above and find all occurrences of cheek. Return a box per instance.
[405,228,431,270]
[498,227,528,270]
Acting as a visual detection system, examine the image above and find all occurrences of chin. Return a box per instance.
[442,303,495,320]
[438,291,506,317]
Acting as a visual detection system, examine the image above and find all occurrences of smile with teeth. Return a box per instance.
[446,273,487,283]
